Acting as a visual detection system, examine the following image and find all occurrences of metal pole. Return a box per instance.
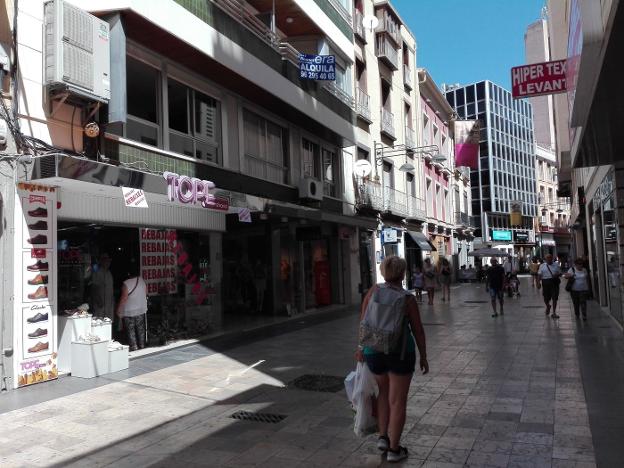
[477,137,486,243]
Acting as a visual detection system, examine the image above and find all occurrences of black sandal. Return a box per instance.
[387,445,408,462]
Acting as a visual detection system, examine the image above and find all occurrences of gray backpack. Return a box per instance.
[359,284,410,357]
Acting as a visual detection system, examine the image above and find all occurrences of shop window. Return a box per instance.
[126,57,160,147]
[243,109,289,184]
[168,79,220,163]
[357,147,369,160]
[302,138,321,179]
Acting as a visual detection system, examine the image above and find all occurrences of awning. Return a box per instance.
[406,231,437,251]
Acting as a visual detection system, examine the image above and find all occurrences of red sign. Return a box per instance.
[511,59,567,99]
[140,229,178,296]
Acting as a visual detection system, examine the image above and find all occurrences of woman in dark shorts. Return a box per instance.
[355,256,429,463]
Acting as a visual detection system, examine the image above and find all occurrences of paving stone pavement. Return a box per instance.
[0,279,609,467]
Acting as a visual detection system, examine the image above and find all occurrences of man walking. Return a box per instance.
[486,258,505,317]
[538,254,561,319]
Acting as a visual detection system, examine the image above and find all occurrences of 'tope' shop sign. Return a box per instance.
[163,172,229,211]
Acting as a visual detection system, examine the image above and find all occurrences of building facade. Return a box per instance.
[444,81,538,260]
[525,15,572,262]
[545,0,624,327]
[0,0,370,390]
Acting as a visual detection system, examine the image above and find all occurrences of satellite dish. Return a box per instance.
[362,14,379,32]
[353,159,373,178]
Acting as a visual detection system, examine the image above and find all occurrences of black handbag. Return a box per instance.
[565,274,575,292]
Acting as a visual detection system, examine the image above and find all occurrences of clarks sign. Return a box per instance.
[163,172,229,211]
[511,59,567,99]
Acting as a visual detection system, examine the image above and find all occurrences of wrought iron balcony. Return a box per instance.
[407,196,426,221]
[355,178,384,212]
[381,108,396,139]
[403,64,412,89]
[375,34,399,70]
[405,126,415,150]
[383,186,408,217]
[356,87,372,122]
[322,82,355,109]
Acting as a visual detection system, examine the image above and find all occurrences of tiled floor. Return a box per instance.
[0,279,620,467]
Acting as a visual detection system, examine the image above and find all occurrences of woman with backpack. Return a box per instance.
[355,256,429,463]
[564,257,591,320]
[437,257,452,302]
[423,257,437,305]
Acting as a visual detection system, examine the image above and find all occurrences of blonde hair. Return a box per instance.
[380,256,406,283]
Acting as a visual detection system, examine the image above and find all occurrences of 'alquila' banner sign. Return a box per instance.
[299,54,336,80]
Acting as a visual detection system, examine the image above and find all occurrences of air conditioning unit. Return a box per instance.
[44,0,111,103]
[298,177,323,201]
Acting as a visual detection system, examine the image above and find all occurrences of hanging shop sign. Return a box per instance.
[454,120,480,169]
[515,231,530,242]
[140,229,178,296]
[511,59,567,99]
[238,208,252,223]
[382,228,398,243]
[492,230,512,241]
[299,54,336,81]
[122,187,148,208]
[163,172,229,211]
[14,183,59,388]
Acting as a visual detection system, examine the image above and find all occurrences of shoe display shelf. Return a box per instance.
[91,321,112,341]
[58,316,92,373]
[71,340,109,378]
[108,345,129,373]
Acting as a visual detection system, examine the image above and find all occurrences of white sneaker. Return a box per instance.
[387,446,408,462]
[377,436,389,452]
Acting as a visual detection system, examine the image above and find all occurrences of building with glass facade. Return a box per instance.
[444,81,538,250]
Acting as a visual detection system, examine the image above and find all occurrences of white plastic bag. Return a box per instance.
[351,361,378,437]
[344,370,356,403]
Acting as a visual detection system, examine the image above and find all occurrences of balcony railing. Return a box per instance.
[327,0,352,26]
[356,87,372,122]
[405,126,415,150]
[214,0,279,48]
[375,34,399,70]
[403,64,412,89]
[278,41,300,66]
[407,196,426,221]
[381,108,396,139]
[322,82,355,109]
[354,9,366,41]
[383,186,408,217]
[355,179,384,211]
[375,9,401,45]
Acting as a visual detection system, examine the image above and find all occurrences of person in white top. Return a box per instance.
[115,265,148,351]
[537,254,561,319]
[564,257,591,320]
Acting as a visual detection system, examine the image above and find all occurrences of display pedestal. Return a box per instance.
[58,316,92,373]
[91,322,112,342]
[71,341,108,378]
[108,346,129,373]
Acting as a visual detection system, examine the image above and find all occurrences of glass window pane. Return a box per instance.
[195,140,218,163]
[456,88,465,106]
[477,81,485,100]
[127,58,159,123]
[127,118,158,146]
[168,79,189,134]
[169,131,194,156]
[194,92,218,142]
[466,85,475,103]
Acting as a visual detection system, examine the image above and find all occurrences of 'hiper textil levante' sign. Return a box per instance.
[299,54,336,80]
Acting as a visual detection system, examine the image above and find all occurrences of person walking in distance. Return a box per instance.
[564,258,591,320]
[538,254,561,319]
[437,257,452,302]
[412,267,424,303]
[529,257,540,288]
[356,256,428,463]
[486,258,506,317]
[423,258,437,305]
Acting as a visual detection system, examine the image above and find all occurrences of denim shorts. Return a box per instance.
[364,352,416,376]
[489,288,503,300]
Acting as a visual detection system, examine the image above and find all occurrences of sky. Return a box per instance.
[392,0,546,91]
